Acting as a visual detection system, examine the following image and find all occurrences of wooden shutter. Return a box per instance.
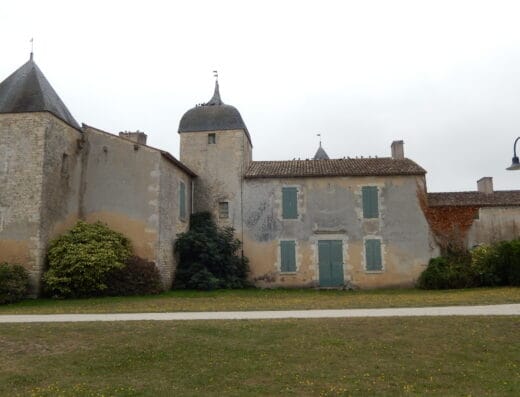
[362,186,379,218]
[179,181,186,219]
[282,187,298,219]
[280,241,296,272]
[365,239,382,271]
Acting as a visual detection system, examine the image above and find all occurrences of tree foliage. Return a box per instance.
[174,212,249,290]
[43,221,132,298]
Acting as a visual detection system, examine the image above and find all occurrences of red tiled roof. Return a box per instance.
[428,191,520,207]
[244,158,426,178]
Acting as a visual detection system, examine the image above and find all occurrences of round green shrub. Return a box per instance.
[0,263,30,304]
[104,256,163,296]
[43,221,132,298]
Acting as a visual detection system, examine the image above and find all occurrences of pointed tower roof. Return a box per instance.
[0,54,80,129]
[313,143,330,160]
[178,80,251,144]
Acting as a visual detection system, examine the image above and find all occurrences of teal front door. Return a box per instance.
[318,240,344,287]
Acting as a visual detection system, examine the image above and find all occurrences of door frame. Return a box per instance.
[311,234,348,287]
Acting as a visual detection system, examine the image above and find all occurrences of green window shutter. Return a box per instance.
[179,181,186,219]
[280,241,296,272]
[282,187,298,219]
[362,186,379,218]
[365,239,382,271]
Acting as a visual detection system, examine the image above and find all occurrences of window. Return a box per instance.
[179,181,186,219]
[282,187,298,219]
[219,202,229,219]
[365,239,383,271]
[208,133,216,144]
[362,186,379,218]
[280,240,296,272]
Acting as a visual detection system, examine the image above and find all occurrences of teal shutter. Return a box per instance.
[179,181,186,219]
[362,186,379,218]
[318,240,331,286]
[330,240,344,285]
[280,241,296,272]
[365,239,382,271]
[282,187,298,219]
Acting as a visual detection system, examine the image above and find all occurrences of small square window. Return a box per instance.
[208,133,216,144]
[219,202,229,219]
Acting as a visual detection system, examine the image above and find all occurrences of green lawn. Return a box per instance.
[1,317,518,396]
[0,287,519,314]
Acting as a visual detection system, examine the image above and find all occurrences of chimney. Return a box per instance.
[391,140,404,159]
[119,130,147,145]
[477,177,493,194]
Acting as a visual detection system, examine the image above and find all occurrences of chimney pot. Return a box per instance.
[119,131,147,145]
[477,177,493,194]
[391,140,404,159]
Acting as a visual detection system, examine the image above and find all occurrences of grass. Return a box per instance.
[0,317,518,396]
[0,287,519,315]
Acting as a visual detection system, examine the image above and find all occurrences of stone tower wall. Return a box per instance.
[0,113,82,293]
[179,129,251,232]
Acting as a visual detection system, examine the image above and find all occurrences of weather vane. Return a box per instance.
[317,133,322,147]
[30,38,34,59]
[213,70,218,81]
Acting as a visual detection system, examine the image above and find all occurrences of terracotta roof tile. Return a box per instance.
[244,158,426,178]
[428,191,520,207]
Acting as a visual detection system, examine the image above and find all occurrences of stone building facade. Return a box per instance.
[1,55,519,293]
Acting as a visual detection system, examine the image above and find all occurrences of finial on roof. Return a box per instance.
[30,38,34,61]
[205,71,223,106]
[313,134,330,160]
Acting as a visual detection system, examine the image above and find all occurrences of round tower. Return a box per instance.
[178,80,252,229]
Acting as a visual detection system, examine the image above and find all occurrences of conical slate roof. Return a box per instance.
[0,55,80,129]
[178,81,251,144]
[313,143,330,160]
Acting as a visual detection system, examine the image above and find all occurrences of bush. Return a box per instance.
[417,254,478,289]
[104,256,163,296]
[43,221,132,298]
[419,238,520,289]
[174,212,250,290]
[473,239,520,286]
[0,263,30,304]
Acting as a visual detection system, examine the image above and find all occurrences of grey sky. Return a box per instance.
[1,0,519,192]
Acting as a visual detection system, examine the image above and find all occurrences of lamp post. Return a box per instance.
[506,137,520,171]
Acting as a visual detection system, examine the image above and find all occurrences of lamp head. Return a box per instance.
[506,156,520,171]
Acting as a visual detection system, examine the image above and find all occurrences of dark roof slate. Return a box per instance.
[178,81,252,144]
[244,157,426,178]
[313,145,330,160]
[0,55,80,129]
[428,191,520,207]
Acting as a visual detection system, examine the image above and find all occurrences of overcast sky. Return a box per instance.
[1,0,519,192]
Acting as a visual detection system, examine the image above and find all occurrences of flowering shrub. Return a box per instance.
[43,221,132,298]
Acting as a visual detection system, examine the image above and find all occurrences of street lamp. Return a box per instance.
[506,137,520,171]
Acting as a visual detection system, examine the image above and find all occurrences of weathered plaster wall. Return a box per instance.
[81,126,161,263]
[0,113,47,290]
[180,129,251,231]
[158,156,192,287]
[243,175,436,288]
[81,126,193,288]
[467,207,520,247]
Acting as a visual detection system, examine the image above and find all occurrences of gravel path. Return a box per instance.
[0,304,518,323]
